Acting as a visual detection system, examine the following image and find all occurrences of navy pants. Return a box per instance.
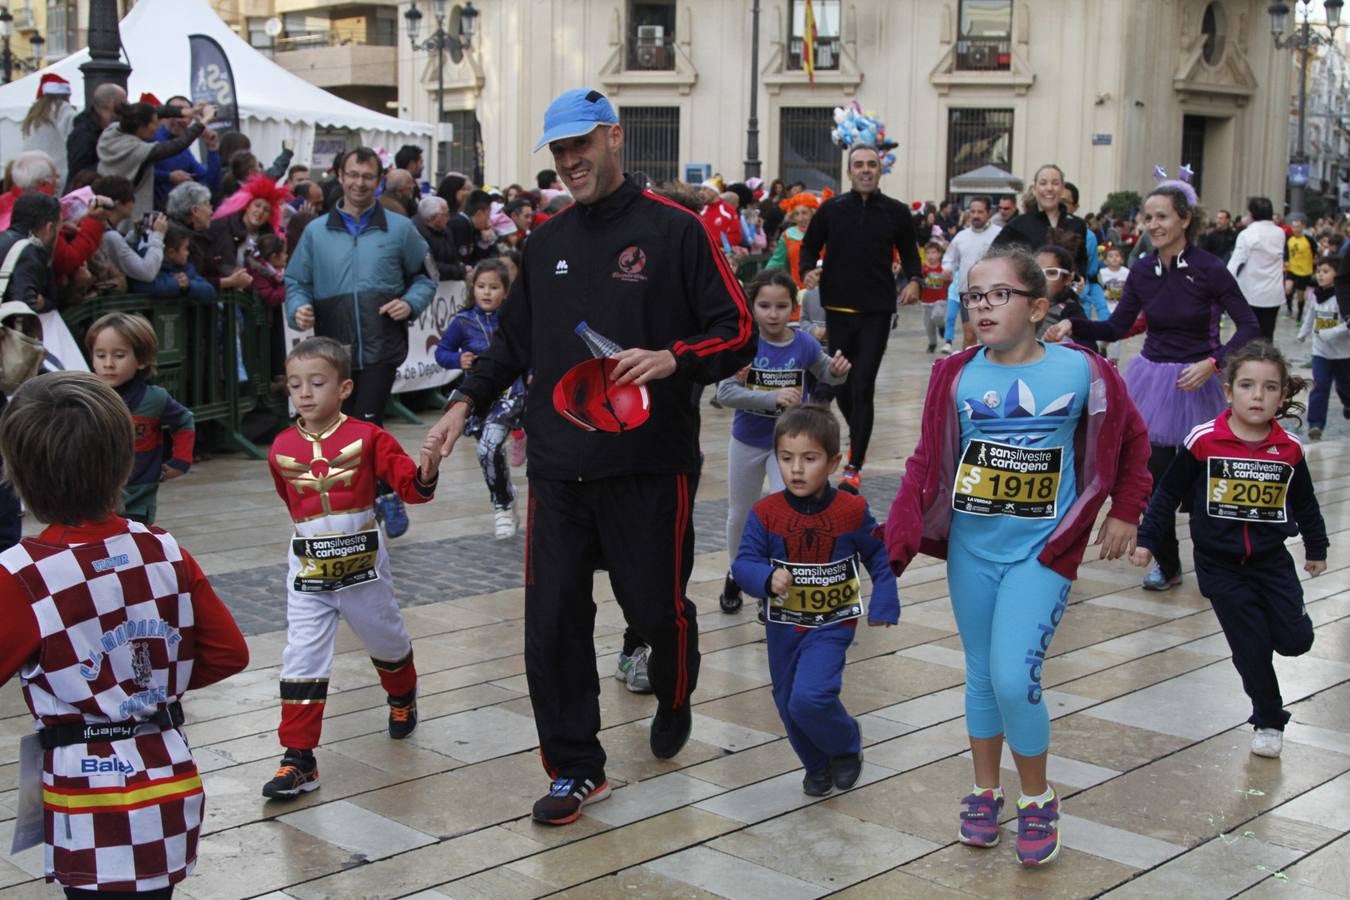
[1194,548,1315,730]
[1308,355,1350,429]
[766,622,860,773]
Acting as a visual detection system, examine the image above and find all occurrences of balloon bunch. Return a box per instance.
[831,101,899,172]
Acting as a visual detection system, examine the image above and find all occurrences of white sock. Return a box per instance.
[974,784,1003,799]
[1018,786,1055,809]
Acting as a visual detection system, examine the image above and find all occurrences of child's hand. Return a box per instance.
[1129,547,1153,568]
[775,386,802,408]
[460,351,476,370]
[1094,517,1137,560]
[160,464,185,482]
[770,567,792,596]
[1305,559,1327,577]
[827,350,851,378]
[175,272,189,290]
[418,447,441,482]
[734,365,750,384]
[1298,335,1307,343]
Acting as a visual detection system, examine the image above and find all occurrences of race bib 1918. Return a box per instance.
[744,368,805,417]
[952,439,1062,518]
[292,530,380,593]
[1207,457,1292,522]
[768,556,864,627]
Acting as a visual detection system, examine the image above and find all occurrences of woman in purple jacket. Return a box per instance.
[1046,182,1261,591]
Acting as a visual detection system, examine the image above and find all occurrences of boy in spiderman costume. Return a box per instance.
[262,337,441,800]
[732,404,898,796]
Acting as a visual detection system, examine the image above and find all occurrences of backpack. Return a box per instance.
[0,238,46,393]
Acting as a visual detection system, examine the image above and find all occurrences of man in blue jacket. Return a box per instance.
[153,96,222,211]
[285,146,436,536]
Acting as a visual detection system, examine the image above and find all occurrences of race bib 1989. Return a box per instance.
[952,439,1062,518]
[768,556,864,627]
[744,368,805,417]
[1207,457,1292,522]
[292,530,380,592]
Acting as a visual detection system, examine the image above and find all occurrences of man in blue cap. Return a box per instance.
[427,88,754,826]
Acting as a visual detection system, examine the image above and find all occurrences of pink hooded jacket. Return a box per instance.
[885,343,1153,581]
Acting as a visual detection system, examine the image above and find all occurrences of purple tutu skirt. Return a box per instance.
[1123,354,1227,446]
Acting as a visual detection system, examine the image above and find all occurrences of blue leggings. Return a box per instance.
[766,622,860,773]
[946,541,1071,756]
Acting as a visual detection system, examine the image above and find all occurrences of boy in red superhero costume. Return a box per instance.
[263,337,441,800]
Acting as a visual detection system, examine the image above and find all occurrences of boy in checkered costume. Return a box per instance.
[0,372,249,897]
[263,337,441,800]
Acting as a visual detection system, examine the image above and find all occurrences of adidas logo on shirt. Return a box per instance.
[555,259,569,275]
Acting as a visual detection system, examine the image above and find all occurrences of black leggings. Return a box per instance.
[342,363,399,427]
[1147,443,1184,579]
[825,309,893,469]
[1252,306,1279,342]
[66,888,172,900]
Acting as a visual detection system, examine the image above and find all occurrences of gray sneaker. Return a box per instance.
[622,645,653,694]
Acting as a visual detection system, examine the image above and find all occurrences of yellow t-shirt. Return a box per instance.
[1286,235,1314,277]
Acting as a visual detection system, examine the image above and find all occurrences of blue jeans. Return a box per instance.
[1308,355,1350,429]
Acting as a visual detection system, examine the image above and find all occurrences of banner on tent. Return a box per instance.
[283,280,464,394]
[189,34,240,132]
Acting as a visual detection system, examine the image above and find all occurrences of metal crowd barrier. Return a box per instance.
[61,290,277,460]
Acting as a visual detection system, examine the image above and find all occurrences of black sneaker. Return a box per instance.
[650,704,693,759]
[388,689,418,739]
[718,572,743,614]
[803,769,833,796]
[831,750,863,790]
[531,776,610,825]
[1343,405,1349,420]
[261,750,319,799]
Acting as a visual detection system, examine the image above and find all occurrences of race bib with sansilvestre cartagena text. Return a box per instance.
[292,530,380,592]
[952,438,1063,519]
[768,555,864,627]
[1206,457,1292,523]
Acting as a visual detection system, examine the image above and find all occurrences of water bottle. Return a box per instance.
[574,321,624,359]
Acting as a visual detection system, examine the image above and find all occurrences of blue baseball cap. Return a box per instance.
[533,89,619,152]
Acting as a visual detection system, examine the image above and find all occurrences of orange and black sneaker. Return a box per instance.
[838,465,862,495]
[388,690,418,739]
[261,750,319,799]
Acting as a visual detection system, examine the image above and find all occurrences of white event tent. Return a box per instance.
[0,0,431,172]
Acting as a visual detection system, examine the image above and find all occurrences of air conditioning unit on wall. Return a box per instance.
[634,24,667,69]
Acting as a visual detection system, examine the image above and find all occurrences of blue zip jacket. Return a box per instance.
[435,306,525,396]
[152,125,221,211]
[131,260,216,303]
[285,202,436,369]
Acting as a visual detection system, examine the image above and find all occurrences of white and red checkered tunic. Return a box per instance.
[1,522,207,891]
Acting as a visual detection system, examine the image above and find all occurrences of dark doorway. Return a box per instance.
[1181,115,1207,197]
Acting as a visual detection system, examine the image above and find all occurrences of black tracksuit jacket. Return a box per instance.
[797,189,923,314]
[459,177,754,481]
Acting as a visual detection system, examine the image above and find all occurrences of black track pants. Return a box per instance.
[526,473,699,779]
[825,309,892,469]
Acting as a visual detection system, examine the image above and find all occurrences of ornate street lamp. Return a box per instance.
[0,9,47,84]
[405,1,479,183]
[1270,0,1344,216]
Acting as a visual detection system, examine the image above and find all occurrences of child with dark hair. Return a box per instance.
[921,240,952,352]
[1297,257,1350,441]
[0,371,247,895]
[715,268,850,613]
[1133,341,1325,759]
[86,312,195,524]
[434,258,524,539]
[248,231,288,308]
[132,223,215,302]
[733,404,897,796]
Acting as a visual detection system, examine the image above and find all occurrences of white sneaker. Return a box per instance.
[494,508,517,540]
[1251,727,1283,758]
[940,342,953,355]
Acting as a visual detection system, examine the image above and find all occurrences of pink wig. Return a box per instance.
[213,174,295,237]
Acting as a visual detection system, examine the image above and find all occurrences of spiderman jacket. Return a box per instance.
[456,176,755,481]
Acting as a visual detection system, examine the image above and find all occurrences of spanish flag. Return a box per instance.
[803,0,817,83]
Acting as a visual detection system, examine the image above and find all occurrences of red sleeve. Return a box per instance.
[1104,366,1154,524]
[181,548,249,690]
[0,567,42,688]
[1124,313,1147,340]
[51,216,107,276]
[371,426,436,505]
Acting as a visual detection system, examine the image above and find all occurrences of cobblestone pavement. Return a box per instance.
[1,312,1346,899]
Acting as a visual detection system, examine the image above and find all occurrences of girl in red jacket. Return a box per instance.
[885,247,1152,867]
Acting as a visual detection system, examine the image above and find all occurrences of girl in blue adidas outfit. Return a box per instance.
[887,247,1153,867]
[715,269,850,613]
